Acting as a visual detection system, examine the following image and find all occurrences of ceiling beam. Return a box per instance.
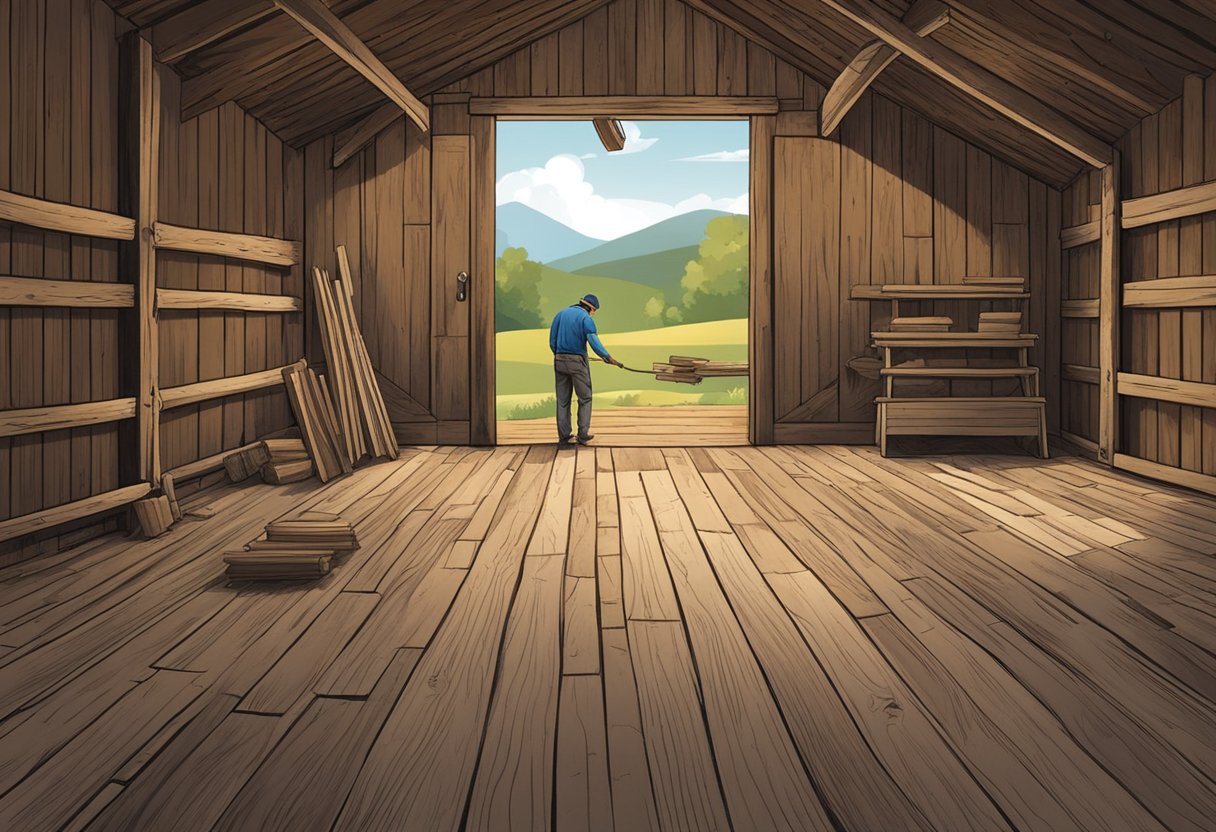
[152,0,277,64]
[272,0,428,132]
[820,0,950,135]
[812,0,1112,167]
[332,102,402,168]
[592,118,626,152]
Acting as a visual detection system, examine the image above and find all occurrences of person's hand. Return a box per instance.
[609,357,623,367]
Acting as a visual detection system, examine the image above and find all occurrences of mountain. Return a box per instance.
[495,202,603,263]
[548,209,737,273]
[571,244,700,299]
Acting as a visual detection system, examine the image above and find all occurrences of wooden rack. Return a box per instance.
[854,283,1048,458]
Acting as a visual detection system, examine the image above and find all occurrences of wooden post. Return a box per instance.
[749,114,775,445]
[118,34,160,484]
[470,114,496,446]
[1098,149,1120,464]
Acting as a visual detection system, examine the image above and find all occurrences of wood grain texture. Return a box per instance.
[0,188,134,240]
[152,221,299,266]
[0,275,132,307]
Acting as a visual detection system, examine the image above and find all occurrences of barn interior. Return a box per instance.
[1,1,1215,829]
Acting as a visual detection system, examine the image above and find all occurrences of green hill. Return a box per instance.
[571,244,699,299]
[536,265,662,332]
[548,210,735,273]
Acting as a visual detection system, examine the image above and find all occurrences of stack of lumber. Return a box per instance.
[890,316,953,332]
[223,552,333,581]
[978,311,1023,333]
[650,355,749,384]
[224,512,358,581]
[282,361,352,483]
[962,276,1026,289]
[308,245,399,467]
[262,438,315,484]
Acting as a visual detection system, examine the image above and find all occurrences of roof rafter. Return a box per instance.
[820,0,951,136]
[812,0,1113,167]
[272,0,429,133]
[152,0,277,64]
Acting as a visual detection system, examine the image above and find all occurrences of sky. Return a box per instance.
[496,120,749,241]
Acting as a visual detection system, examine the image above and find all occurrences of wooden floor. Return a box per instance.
[497,404,748,446]
[2,444,1215,831]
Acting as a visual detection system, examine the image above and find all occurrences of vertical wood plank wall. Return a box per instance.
[303,0,1060,445]
[156,68,304,475]
[0,0,303,554]
[1061,171,1101,444]
[1,0,122,529]
[1115,72,1216,479]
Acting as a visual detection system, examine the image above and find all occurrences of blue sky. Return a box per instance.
[496,120,749,241]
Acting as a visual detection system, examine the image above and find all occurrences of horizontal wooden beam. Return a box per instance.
[469,96,780,118]
[1062,364,1099,385]
[0,483,152,544]
[160,361,303,410]
[332,102,400,169]
[0,188,135,240]
[1117,372,1216,408]
[1061,298,1099,318]
[156,288,302,313]
[1122,180,1216,229]
[814,0,1112,167]
[153,0,277,63]
[592,118,626,152]
[1114,453,1216,498]
[1123,275,1216,308]
[1060,220,1100,249]
[153,222,300,267]
[273,0,429,132]
[0,397,137,438]
[0,275,134,308]
[820,0,950,135]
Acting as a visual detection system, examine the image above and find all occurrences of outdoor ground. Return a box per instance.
[496,318,748,419]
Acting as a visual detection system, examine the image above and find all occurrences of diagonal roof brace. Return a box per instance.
[273,0,429,133]
[811,0,1112,167]
[820,0,951,136]
[592,118,627,152]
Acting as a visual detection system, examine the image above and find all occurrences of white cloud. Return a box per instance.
[579,152,597,159]
[677,148,749,163]
[617,121,658,154]
[496,153,746,240]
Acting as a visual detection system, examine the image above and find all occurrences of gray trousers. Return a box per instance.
[554,353,592,439]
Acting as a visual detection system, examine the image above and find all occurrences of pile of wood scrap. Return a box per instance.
[308,245,399,468]
[133,495,175,538]
[651,355,748,384]
[890,316,953,332]
[225,511,358,582]
[223,438,316,485]
[282,361,352,483]
[978,311,1023,333]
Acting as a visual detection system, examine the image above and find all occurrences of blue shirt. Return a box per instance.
[550,304,611,360]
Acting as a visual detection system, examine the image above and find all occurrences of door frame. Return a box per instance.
[467,96,779,446]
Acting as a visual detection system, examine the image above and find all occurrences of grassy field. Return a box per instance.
[496,318,747,419]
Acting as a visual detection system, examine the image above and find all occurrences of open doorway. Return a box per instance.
[493,119,749,446]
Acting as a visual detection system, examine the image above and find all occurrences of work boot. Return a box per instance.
[575,434,595,445]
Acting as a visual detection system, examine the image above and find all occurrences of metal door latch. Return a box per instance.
[456,271,468,302]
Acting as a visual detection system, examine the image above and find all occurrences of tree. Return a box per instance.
[676,215,748,324]
[495,246,544,331]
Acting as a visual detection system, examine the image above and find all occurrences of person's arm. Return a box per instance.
[584,316,615,363]
[550,314,559,353]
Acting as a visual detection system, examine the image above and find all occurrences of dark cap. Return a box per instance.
[580,294,601,310]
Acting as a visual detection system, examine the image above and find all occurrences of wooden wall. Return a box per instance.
[770,94,1059,443]
[156,69,304,475]
[0,0,302,552]
[294,0,1055,445]
[1116,73,1216,479]
[1060,172,1101,443]
[1,0,123,529]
